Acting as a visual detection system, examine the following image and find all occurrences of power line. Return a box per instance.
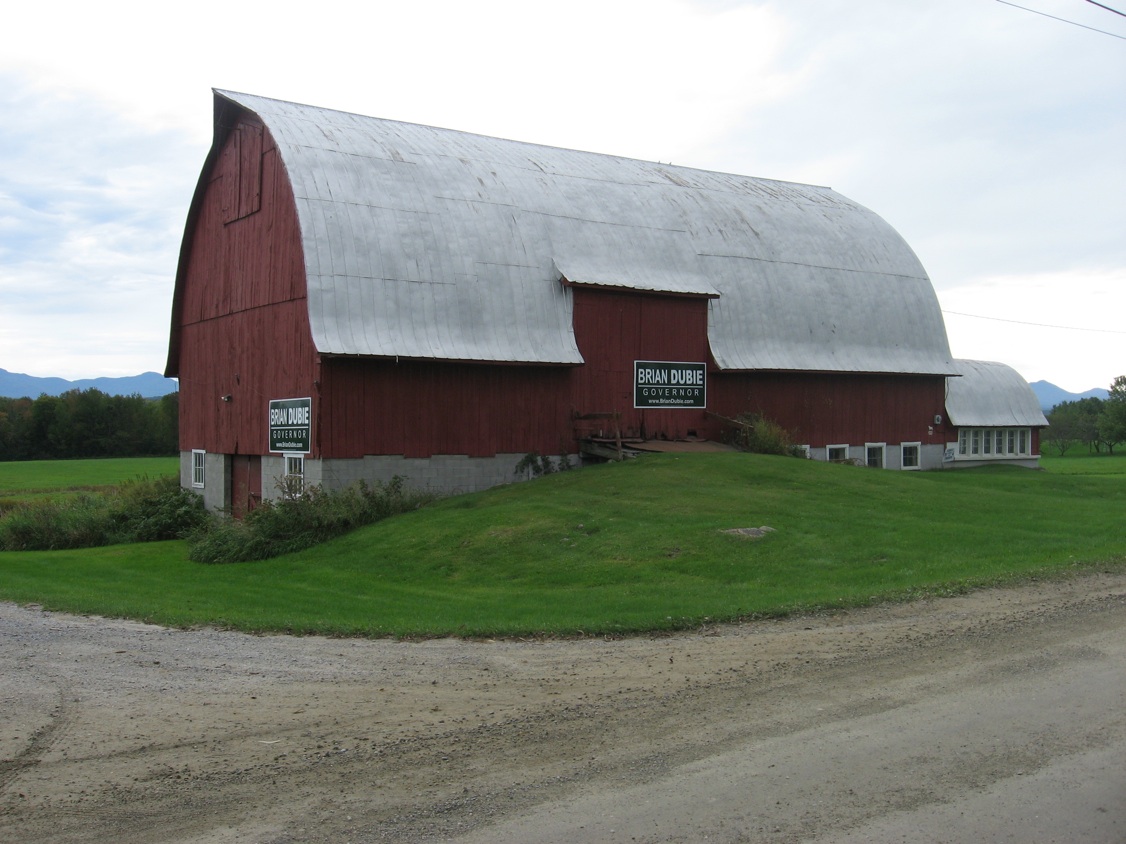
[994,0,1126,38]
[942,309,1126,334]
[1085,0,1126,20]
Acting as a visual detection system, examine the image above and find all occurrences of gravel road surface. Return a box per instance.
[2,569,1123,843]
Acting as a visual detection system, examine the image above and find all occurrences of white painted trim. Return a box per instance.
[864,442,887,469]
[901,442,922,470]
[191,449,206,488]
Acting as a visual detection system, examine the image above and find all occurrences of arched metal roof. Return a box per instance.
[946,360,1049,427]
[214,90,956,374]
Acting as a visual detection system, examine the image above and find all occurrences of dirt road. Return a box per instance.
[2,570,1124,843]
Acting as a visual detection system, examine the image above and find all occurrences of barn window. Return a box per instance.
[191,449,206,488]
[827,444,849,463]
[865,443,885,468]
[283,454,305,497]
[901,443,920,470]
[958,428,1033,459]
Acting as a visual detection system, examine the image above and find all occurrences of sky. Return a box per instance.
[0,0,1123,393]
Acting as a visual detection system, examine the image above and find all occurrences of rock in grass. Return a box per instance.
[722,526,776,539]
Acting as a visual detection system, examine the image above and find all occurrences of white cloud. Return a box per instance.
[0,77,198,377]
[0,0,1122,389]
[938,268,1126,392]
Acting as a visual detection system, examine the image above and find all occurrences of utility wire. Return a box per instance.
[994,0,1126,38]
[1085,0,1126,19]
[942,310,1126,334]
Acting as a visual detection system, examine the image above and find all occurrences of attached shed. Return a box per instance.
[167,89,964,512]
[943,359,1048,468]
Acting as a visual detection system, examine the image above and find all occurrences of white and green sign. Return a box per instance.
[269,397,312,453]
[634,361,707,409]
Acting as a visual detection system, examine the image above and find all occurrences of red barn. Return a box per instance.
[166,90,1031,514]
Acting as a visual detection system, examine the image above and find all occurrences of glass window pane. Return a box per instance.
[866,445,884,468]
[902,445,919,468]
[192,450,205,488]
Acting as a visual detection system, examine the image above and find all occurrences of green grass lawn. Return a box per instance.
[0,457,179,501]
[1039,449,1126,475]
[1,452,1122,638]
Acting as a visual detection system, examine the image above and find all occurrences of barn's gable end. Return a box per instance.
[167,108,317,470]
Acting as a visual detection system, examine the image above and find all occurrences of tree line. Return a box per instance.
[0,389,178,461]
[1045,375,1126,456]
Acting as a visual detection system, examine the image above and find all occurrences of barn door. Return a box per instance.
[230,455,262,519]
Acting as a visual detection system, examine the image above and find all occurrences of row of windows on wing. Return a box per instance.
[825,443,919,469]
[958,428,1031,457]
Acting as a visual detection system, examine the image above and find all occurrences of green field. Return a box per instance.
[1039,450,1126,475]
[0,452,1122,637]
[0,457,179,497]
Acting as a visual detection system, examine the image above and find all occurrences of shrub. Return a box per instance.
[723,412,805,457]
[112,476,211,542]
[0,476,207,551]
[514,452,572,478]
[0,494,112,550]
[188,477,434,564]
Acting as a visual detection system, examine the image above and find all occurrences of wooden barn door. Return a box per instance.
[230,455,262,519]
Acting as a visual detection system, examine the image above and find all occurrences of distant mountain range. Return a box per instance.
[1029,380,1109,412]
[0,368,178,399]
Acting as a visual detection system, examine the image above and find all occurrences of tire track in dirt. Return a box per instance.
[0,685,71,796]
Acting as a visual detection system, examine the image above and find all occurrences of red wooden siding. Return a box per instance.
[319,360,573,458]
[176,120,317,455]
[230,455,262,518]
[709,372,948,448]
[315,288,717,458]
[570,288,713,441]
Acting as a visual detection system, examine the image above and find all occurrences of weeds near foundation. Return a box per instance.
[188,478,435,564]
[0,476,207,551]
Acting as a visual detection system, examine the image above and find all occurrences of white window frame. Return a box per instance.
[191,449,206,488]
[284,454,305,497]
[827,444,850,463]
[956,428,1034,460]
[865,442,886,469]
[901,442,921,470]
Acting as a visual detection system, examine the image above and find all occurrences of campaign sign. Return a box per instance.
[269,397,312,453]
[634,361,707,409]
